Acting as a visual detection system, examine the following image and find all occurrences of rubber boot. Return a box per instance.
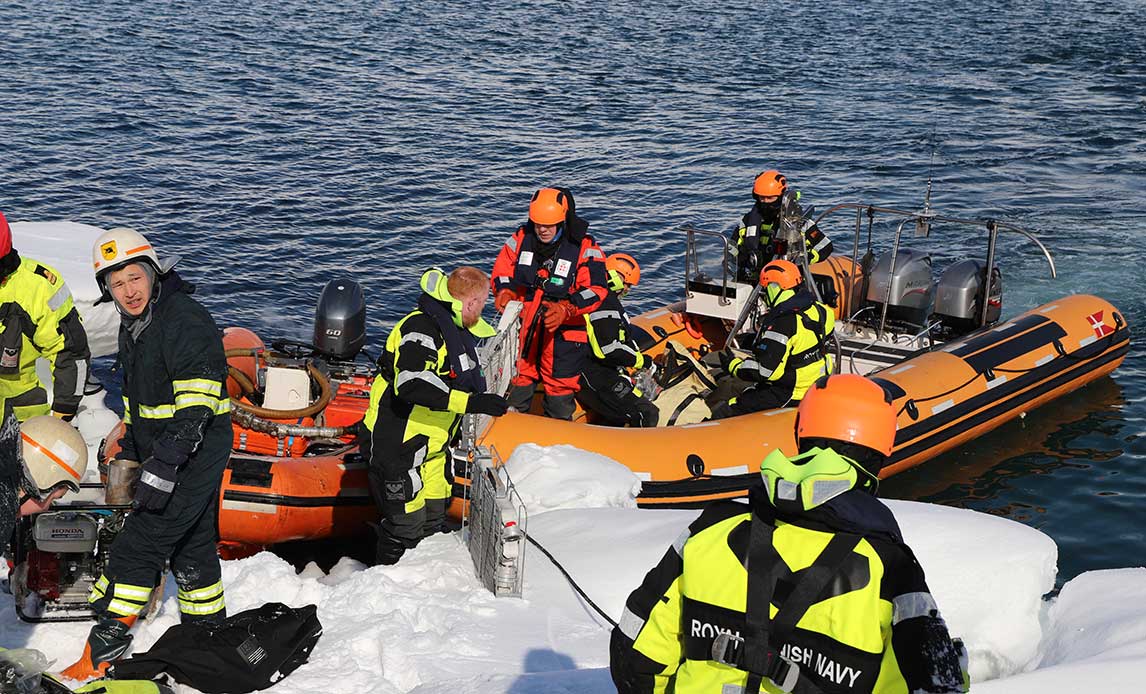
[506,383,537,413]
[60,615,136,682]
[542,393,576,420]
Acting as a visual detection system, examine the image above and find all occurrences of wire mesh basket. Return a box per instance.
[462,446,527,598]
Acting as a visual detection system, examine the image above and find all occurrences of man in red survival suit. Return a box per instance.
[491,188,608,420]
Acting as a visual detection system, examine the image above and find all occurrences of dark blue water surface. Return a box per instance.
[1,0,1143,584]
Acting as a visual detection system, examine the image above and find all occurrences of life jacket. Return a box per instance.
[511,228,592,302]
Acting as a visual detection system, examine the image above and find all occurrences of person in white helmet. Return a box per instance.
[0,408,90,552]
[62,228,232,682]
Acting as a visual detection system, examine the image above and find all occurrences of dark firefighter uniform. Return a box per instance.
[611,455,967,694]
[491,202,608,412]
[361,269,495,564]
[0,254,91,421]
[722,291,834,415]
[91,272,231,624]
[577,290,659,427]
[0,409,21,551]
[735,194,833,284]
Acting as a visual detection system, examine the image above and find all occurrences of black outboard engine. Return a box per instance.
[313,279,366,361]
[863,248,934,330]
[933,259,1003,337]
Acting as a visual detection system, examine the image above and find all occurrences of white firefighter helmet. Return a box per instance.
[92,227,176,282]
[19,415,88,496]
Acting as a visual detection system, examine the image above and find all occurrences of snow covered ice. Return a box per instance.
[3,222,1144,693]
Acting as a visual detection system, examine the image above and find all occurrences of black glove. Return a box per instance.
[466,393,510,417]
[718,350,736,373]
[134,457,178,512]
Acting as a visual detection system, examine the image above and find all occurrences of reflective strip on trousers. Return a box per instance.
[177,581,226,616]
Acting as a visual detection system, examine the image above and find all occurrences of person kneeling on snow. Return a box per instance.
[361,267,510,565]
[610,374,969,694]
[0,409,90,548]
[63,228,232,681]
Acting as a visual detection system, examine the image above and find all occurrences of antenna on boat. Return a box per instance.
[916,130,937,238]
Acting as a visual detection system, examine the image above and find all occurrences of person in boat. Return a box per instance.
[491,187,609,420]
[576,253,659,428]
[0,409,90,556]
[63,228,232,681]
[711,260,834,418]
[734,170,833,284]
[361,266,509,566]
[610,374,969,694]
[0,211,91,422]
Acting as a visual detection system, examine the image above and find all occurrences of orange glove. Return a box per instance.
[542,301,576,332]
[495,289,519,312]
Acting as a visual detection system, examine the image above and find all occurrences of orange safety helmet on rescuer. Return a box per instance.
[753,169,787,200]
[796,374,897,458]
[759,259,801,306]
[605,253,640,293]
[529,188,570,226]
[759,259,801,290]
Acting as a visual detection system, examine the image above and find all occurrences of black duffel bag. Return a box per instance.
[110,603,322,693]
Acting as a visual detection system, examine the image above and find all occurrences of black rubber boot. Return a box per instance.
[60,615,134,681]
[507,383,537,413]
[543,393,576,420]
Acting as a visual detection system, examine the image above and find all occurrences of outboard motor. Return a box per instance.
[313,279,367,361]
[934,259,1003,336]
[863,248,934,329]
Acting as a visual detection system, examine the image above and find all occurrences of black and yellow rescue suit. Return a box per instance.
[611,449,967,694]
[577,290,659,427]
[735,194,833,284]
[0,252,91,421]
[361,269,495,565]
[91,272,231,625]
[720,288,834,416]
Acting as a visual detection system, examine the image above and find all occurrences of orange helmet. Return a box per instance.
[529,188,569,226]
[797,375,897,457]
[759,259,801,290]
[606,253,640,290]
[753,170,787,199]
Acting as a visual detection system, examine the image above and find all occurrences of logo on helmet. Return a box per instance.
[100,241,118,260]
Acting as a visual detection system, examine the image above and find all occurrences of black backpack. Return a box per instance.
[110,603,322,694]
